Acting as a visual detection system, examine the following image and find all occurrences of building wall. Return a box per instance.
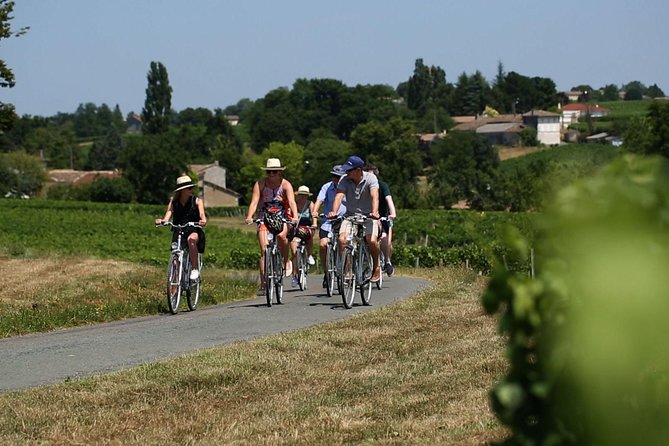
[202,184,239,207]
[537,117,561,145]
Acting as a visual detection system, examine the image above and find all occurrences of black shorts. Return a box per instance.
[172,228,206,253]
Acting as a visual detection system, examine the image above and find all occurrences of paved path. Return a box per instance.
[0,274,428,393]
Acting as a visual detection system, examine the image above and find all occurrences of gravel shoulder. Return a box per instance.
[0,274,428,393]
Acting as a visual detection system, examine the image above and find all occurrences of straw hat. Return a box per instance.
[296,185,312,196]
[261,158,286,170]
[174,175,195,192]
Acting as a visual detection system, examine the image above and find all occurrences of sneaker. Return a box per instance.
[386,262,394,276]
[291,276,298,288]
[285,261,293,277]
[307,255,315,266]
[189,269,200,281]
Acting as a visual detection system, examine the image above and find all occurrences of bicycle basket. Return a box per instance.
[264,207,285,234]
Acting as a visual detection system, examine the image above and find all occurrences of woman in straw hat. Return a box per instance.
[290,185,318,287]
[155,174,207,281]
[245,158,299,293]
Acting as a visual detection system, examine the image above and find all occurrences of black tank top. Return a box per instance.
[172,196,199,225]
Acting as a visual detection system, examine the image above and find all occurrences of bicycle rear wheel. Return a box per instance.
[264,246,274,307]
[166,252,183,314]
[341,248,356,309]
[298,246,307,291]
[186,253,202,311]
[360,245,373,306]
[376,251,385,290]
[325,243,336,297]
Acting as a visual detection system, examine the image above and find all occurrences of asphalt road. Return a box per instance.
[0,274,428,393]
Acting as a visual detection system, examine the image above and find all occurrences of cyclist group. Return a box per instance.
[156,154,396,306]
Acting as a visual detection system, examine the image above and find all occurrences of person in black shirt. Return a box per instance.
[155,175,207,280]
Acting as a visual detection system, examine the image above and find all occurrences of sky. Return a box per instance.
[3,0,668,117]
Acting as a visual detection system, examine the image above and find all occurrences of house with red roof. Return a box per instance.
[560,103,610,128]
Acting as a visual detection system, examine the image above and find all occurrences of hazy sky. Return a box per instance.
[3,0,668,117]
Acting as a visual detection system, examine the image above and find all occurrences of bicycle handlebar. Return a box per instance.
[156,221,202,229]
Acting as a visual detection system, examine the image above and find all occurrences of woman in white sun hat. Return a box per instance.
[245,158,299,293]
[155,174,207,281]
[290,185,317,287]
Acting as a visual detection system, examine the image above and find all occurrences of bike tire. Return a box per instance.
[166,252,182,314]
[360,245,373,306]
[186,253,202,311]
[275,249,284,304]
[298,246,307,291]
[325,243,336,297]
[264,246,274,307]
[376,251,384,290]
[341,248,356,309]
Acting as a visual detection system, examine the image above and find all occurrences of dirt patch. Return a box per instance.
[498,146,540,161]
[0,258,136,306]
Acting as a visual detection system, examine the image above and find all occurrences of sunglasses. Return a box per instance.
[267,170,281,175]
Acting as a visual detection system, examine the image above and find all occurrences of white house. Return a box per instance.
[522,110,561,145]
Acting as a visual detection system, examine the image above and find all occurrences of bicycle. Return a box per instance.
[254,217,286,307]
[294,232,311,291]
[340,213,374,309]
[321,214,343,297]
[157,222,203,314]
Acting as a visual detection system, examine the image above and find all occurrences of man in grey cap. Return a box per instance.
[313,164,347,287]
[329,155,381,283]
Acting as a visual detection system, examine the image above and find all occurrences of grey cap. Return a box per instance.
[330,164,346,177]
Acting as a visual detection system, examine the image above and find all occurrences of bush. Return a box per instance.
[483,154,669,445]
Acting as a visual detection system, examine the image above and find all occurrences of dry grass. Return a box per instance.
[497,146,541,161]
[0,257,136,307]
[0,267,508,445]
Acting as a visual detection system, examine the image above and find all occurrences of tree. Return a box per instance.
[600,84,620,101]
[645,83,665,98]
[429,131,499,209]
[303,135,352,192]
[142,61,172,134]
[118,133,186,204]
[89,176,133,203]
[623,80,645,101]
[0,0,29,132]
[24,124,80,169]
[405,58,452,115]
[0,150,46,197]
[87,127,124,170]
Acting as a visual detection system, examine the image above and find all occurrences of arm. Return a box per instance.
[386,195,397,220]
[245,181,261,224]
[370,187,380,219]
[196,197,207,227]
[313,198,323,217]
[329,191,344,218]
[284,180,299,225]
[155,199,174,225]
[310,201,318,227]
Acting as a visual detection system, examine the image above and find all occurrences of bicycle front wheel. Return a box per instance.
[360,244,373,306]
[376,251,385,290]
[166,252,183,314]
[275,249,284,304]
[341,248,356,309]
[186,253,202,311]
[264,246,275,307]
